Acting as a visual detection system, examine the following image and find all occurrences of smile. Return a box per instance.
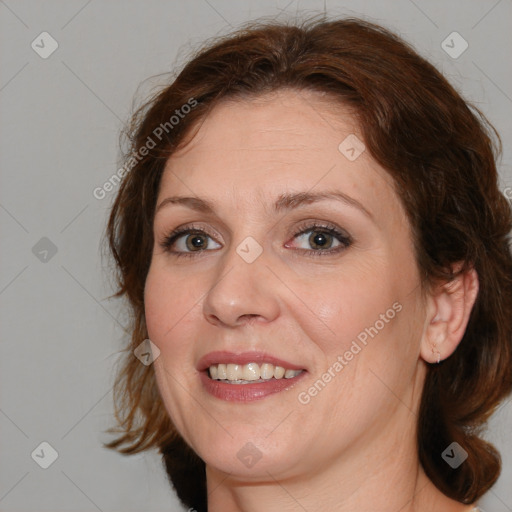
[198,351,307,401]
[209,362,303,383]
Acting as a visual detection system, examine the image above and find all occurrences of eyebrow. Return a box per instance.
[155,190,373,219]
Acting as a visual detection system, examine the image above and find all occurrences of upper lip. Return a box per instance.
[197,351,306,372]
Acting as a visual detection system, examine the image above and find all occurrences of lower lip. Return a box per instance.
[199,371,307,402]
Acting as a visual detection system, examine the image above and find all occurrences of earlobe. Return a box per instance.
[420,266,479,364]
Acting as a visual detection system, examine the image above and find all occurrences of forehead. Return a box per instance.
[158,89,400,221]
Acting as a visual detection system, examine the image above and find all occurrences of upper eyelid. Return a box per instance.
[161,222,351,251]
[165,221,346,239]
[168,224,222,242]
[155,200,364,238]
[160,216,349,236]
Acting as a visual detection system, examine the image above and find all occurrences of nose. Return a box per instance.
[202,241,281,328]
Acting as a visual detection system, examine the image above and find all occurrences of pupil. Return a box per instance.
[188,235,205,250]
[310,231,331,249]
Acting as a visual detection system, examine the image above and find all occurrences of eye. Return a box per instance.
[159,222,352,259]
[160,226,221,258]
[285,223,352,256]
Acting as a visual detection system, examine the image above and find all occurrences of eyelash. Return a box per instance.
[159,221,352,259]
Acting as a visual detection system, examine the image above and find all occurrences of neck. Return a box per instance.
[206,444,472,512]
[205,403,473,512]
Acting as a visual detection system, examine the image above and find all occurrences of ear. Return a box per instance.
[420,265,479,364]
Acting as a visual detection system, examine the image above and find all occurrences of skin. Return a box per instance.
[144,89,479,511]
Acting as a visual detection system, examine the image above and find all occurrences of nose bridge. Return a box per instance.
[202,233,280,326]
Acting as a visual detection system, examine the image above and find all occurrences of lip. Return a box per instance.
[199,370,307,402]
[197,351,307,403]
[197,351,305,372]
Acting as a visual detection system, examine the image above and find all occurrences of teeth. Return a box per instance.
[274,366,285,379]
[217,363,227,380]
[242,362,260,381]
[226,364,240,380]
[208,362,303,383]
[260,363,274,379]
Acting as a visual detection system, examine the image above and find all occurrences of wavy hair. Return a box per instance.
[103,17,512,511]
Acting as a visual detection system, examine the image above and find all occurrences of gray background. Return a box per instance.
[1,0,511,510]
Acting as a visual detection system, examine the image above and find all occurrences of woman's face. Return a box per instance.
[145,90,428,481]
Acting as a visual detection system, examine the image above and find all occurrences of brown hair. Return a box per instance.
[103,17,512,511]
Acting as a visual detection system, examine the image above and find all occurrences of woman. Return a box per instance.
[104,17,512,511]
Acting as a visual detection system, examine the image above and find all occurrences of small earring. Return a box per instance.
[432,342,441,364]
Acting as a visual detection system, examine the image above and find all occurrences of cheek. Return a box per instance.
[300,259,420,382]
[299,267,400,351]
[144,265,203,433]
[144,263,201,352]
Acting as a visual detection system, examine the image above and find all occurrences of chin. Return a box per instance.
[191,429,303,480]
